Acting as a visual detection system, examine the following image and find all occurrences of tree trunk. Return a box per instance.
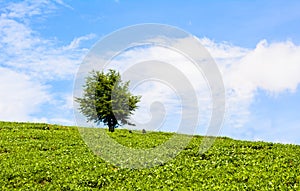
[109,125,114,132]
[108,117,115,132]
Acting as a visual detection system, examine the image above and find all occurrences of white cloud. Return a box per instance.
[53,0,73,10]
[64,34,97,50]
[0,1,94,124]
[0,67,50,121]
[203,38,300,137]
[228,40,300,94]
[199,37,249,60]
[92,36,300,140]
[0,11,93,80]
[225,40,300,129]
[1,0,55,19]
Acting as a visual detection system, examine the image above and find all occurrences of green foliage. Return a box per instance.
[1,121,300,190]
[75,70,141,132]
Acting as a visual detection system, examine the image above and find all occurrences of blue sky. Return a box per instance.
[1,0,300,144]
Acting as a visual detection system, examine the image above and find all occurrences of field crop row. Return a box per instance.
[1,121,300,190]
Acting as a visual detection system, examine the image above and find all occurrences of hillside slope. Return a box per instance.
[0,121,300,190]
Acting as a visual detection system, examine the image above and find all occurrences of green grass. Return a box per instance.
[1,121,300,190]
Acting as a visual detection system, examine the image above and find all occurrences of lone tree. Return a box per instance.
[76,69,141,132]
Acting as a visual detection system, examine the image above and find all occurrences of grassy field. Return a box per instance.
[1,121,300,190]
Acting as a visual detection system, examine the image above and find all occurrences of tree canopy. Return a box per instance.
[76,69,141,132]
